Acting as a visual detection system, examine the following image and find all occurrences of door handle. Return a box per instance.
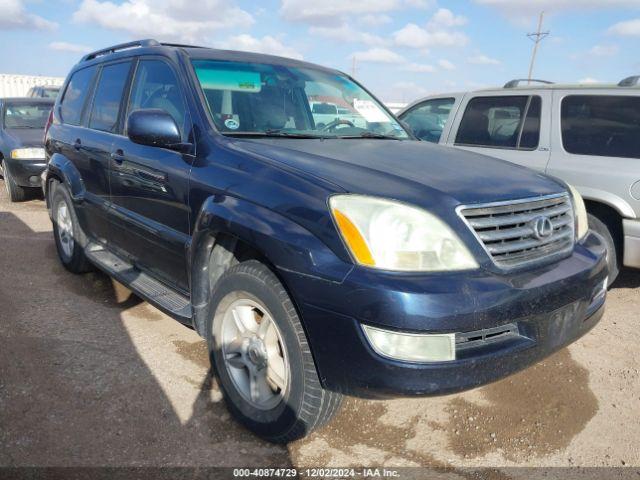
[110,149,125,165]
[73,139,82,151]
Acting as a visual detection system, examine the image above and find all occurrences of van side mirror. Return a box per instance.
[127,109,184,150]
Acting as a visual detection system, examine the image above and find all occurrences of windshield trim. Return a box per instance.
[187,58,413,140]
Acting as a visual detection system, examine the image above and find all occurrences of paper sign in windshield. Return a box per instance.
[353,99,389,123]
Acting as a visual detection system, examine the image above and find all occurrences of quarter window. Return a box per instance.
[561,95,640,158]
[88,61,132,133]
[400,98,454,143]
[128,59,187,136]
[455,95,541,150]
[60,66,97,126]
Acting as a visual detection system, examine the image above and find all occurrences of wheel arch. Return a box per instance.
[188,194,351,337]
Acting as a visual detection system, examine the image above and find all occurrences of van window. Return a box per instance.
[400,98,454,143]
[88,62,132,133]
[561,95,640,158]
[456,95,541,150]
[128,59,186,136]
[60,66,97,126]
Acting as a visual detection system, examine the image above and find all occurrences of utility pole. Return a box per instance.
[527,11,549,84]
[351,56,358,78]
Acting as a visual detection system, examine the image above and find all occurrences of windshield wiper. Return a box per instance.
[335,132,402,140]
[8,125,38,129]
[224,130,328,139]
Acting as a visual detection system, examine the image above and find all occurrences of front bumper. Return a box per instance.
[281,231,607,398]
[4,158,46,188]
[623,218,640,269]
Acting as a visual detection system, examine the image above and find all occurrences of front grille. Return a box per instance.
[459,194,575,269]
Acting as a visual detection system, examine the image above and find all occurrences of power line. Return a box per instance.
[527,11,549,84]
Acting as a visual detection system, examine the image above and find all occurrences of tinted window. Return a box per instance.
[89,62,131,133]
[3,103,52,129]
[456,95,541,150]
[561,95,640,158]
[128,59,186,135]
[60,66,97,126]
[400,98,454,143]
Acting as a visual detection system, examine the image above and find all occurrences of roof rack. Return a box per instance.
[503,79,554,88]
[81,39,161,62]
[159,42,207,49]
[618,76,639,87]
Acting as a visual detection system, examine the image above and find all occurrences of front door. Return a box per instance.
[109,57,193,292]
[445,92,552,173]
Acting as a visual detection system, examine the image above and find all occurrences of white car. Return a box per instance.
[398,77,640,283]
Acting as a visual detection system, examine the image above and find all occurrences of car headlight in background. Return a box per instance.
[567,184,589,241]
[10,148,45,160]
[330,194,478,272]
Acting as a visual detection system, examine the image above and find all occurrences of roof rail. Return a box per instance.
[618,75,639,87]
[160,42,207,49]
[503,79,554,88]
[81,39,161,62]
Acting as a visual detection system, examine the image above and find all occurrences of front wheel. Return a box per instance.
[3,164,27,202]
[207,260,343,443]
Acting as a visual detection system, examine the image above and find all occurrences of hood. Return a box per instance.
[231,138,565,209]
[3,128,45,149]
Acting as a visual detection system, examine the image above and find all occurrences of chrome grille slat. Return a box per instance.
[467,204,572,228]
[459,194,575,269]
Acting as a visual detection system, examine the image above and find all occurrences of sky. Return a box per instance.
[0,0,639,103]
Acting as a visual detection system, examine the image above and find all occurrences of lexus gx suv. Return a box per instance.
[44,40,608,442]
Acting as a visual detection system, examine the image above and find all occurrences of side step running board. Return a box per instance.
[85,242,192,323]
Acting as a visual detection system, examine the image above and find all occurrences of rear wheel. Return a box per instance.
[207,260,343,443]
[3,164,27,202]
[51,183,92,273]
[588,213,619,285]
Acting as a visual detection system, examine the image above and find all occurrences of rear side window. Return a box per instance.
[60,66,97,126]
[88,61,132,133]
[561,95,640,158]
[400,97,454,143]
[456,95,541,150]
[128,59,186,136]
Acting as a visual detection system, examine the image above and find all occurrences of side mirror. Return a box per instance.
[127,109,183,150]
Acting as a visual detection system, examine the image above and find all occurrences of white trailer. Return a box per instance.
[0,74,64,98]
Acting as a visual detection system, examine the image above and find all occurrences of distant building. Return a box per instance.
[0,74,64,98]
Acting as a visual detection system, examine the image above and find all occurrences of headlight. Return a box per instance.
[329,195,478,272]
[10,148,45,160]
[567,184,588,240]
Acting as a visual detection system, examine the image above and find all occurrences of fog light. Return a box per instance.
[362,324,456,362]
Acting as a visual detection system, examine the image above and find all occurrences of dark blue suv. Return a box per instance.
[43,40,608,442]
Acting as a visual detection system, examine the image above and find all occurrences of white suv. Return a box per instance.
[398,77,640,283]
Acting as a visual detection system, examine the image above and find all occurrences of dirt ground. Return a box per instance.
[1,180,639,474]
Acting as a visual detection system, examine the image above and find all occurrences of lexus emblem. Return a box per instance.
[531,216,554,240]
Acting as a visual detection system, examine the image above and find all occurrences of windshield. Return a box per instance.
[42,88,60,99]
[3,103,52,129]
[192,59,409,139]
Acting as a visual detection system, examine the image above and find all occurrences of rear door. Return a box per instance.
[109,57,193,292]
[444,91,552,173]
[79,60,133,244]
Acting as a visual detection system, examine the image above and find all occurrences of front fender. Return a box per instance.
[191,194,352,283]
[188,194,353,337]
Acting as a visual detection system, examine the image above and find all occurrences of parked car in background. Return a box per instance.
[398,78,640,283]
[27,85,61,99]
[44,40,607,442]
[309,101,366,128]
[0,97,53,201]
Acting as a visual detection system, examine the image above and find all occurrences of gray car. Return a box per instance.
[398,77,640,283]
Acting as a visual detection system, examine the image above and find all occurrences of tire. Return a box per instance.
[3,164,27,202]
[51,183,92,274]
[588,213,619,285]
[206,260,343,443]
